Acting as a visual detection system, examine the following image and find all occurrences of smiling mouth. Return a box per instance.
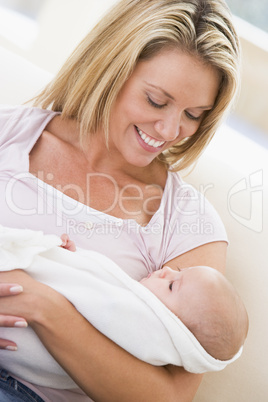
[135,126,165,148]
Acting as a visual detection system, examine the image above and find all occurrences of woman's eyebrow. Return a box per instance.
[195,105,214,110]
[144,81,175,100]
[144,81,214,109]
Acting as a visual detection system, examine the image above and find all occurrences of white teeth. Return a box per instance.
[136,127,165,148]
[141,133,147,141]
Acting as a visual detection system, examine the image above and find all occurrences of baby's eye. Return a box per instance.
[169,282,173,291]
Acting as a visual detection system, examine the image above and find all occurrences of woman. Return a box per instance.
[0,0,240,400]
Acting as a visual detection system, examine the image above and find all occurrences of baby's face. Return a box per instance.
[140,265,218,317]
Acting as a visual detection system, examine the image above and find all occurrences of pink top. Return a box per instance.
[0,105,228,401]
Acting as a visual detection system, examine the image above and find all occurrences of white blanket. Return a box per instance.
[0,226,242,389]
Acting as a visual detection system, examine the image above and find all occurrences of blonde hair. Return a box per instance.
[34,0,240,170]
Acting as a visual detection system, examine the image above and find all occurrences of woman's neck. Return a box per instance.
[45,114,167,187]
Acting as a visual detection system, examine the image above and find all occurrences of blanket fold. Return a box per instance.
[0,226,242,388]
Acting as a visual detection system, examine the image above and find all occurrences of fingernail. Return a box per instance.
[5,346,17,351]
[14,321,28,328]
[10,286,23,293]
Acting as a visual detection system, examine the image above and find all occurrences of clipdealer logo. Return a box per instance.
[227,170,263,232]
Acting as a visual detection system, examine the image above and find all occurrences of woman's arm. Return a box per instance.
[33,297,203,402]
[0,241,226,402]
[165,241,227,274]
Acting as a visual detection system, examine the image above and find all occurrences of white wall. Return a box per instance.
[0,0,117,73]
[234,18,268,134]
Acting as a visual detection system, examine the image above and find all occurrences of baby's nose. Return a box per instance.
[159,266,172,278]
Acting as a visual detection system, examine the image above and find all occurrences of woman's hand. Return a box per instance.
[0,269,71,324]
[0,270,72,346]
[0,280,28,350]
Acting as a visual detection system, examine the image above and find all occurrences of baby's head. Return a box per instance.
[140,266,249,361]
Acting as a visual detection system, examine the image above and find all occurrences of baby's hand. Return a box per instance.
[60,234,76,252]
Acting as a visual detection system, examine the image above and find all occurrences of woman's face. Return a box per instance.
[108,48,220,168]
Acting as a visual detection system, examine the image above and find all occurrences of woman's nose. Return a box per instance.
[154,113,180,142]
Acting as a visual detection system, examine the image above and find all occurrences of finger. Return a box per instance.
[66,240,76,252]
[0,339,18,351]
[0,283,23,296]
[60,234,68,246]
[0,315,28,328]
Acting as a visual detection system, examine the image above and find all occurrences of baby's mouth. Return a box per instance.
[135,126,165,148]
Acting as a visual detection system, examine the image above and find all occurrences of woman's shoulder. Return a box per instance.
[150,169,228,266]
[44,114,80,145]
[0,105,59,149]
[0,104,55,123]
[164,169,227,235]
[165,169,195,201]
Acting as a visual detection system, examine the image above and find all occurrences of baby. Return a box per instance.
[140,265,248,361]
[0,227,248,391]
[62,234,248,361]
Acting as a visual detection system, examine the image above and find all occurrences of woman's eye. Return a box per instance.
[147,95,166,109]
[185,110,202,121]
[169,282,173,291]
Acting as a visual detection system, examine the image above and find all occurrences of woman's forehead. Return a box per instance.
[134,49,220,106]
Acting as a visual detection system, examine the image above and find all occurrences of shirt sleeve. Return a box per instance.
[0,105,59,173]
[0,105,58,150]
[144,172,228,270]
[162,180,228,265]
